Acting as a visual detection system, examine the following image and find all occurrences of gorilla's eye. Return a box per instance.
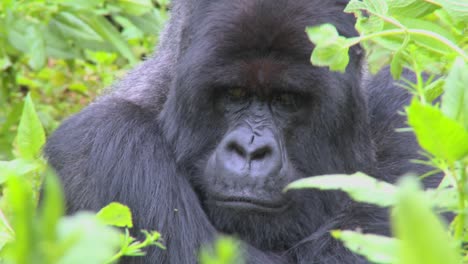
[272,92,303,111]
[227,87,248,99]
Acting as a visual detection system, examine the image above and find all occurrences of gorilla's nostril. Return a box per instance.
[227,142,245,157]
[251,146,271,160]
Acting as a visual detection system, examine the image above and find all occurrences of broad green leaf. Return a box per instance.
[348,0,388,16]
[0,159,39,182]
[425,188,458,211]
[392,177,460,264]
[44,24,81,59]
[6,17,32,53]
[126,12,162,35]
[407,99,468,162]
[16,94,46,160]
[26,25,46,70]
[117,0,153,16]
[285,172,397,207]
[433,0,468,22]
[60,0,104,9]
[96,202,133,228]
[199,236,244,264]
[306,24,354,72]
[57,213,121,264]
[442,57,468,130]
[39,171,64,243]
[388,1,439,18]
[311,41,350,72]
[78,14,138,64]
[52,12,103,42]
[4,177,35,264]
[306,24,339,45]
[332,231,397,264]
[344,0,367,13]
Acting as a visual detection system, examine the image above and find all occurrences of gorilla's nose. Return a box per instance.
[217,128,282,178]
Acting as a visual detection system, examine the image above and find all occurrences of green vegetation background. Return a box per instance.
[0,0,169,159]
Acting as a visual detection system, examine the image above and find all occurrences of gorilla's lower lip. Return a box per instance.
[211,197,290,213]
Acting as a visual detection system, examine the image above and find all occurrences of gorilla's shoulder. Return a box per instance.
[44,95,160,176]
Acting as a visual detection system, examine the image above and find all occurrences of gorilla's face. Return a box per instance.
[160,0,372,249]
[203,73,312,213]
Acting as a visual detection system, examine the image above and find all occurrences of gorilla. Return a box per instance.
[45,0,438,263]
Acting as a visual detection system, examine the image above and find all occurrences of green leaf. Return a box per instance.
[285,172,397,207]
[117,0,153,16]
[432,0,468,22]
[388,0,439,18]
[78,14,138,64]
[406,99,468,162]
[392,177,460,264]
[442,57,468,130]
[96,202,133,228]
[423,78,444,102]
[4,177,35,264]
[199,236,244,264]
[306,24,356,72]
[311,42,350,72]
[52,12,103,42]
[16,94,46,160]
[60,0,105,9]
[332,231,398,264]
[0,159,39,182]
[26,25,46,70]
[306,24,339,45]
[57,213,121,264]
[390,47,404,79]
[39,171,65,243]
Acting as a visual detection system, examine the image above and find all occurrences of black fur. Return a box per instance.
[45,1,437,263]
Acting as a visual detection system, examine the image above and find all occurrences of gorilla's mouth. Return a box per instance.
[210,195,291,213]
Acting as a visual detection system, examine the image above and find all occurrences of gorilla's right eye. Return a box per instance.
[227,87,248,99]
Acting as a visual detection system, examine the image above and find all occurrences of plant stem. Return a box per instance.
[349,29,468,62]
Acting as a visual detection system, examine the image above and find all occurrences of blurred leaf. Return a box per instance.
[423,78,444,102]
[57,213,121,264]
[96,202,133,228]
[442,57,468,130]
[285,172,397,207]
[432,0,468,22]
[60,0,105,10]
[199,236,244,264]
[78,14,138,64]
[6,17,31,53]
[332,231,397,264]
[392,177,460,264]
[26,25,46,70]
[0,159,39,183]
[52,12,103,42]
[406,99,468,162]
[117,0,153,16]
[16,94,46,160]
[388,0,439,18]
[39,171,64,244]
[3,177,35,264]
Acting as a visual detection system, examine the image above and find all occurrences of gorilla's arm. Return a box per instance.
[45,96,214,263]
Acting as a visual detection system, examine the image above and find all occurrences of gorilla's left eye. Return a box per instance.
[227,87,248,99]
[272,92,303,111]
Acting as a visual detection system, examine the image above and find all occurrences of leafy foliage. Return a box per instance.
[0,94,164,263]
[0,0,169,159]
[289,0,468,263]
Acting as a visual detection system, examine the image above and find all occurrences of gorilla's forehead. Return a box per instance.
[192,0,353,58]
